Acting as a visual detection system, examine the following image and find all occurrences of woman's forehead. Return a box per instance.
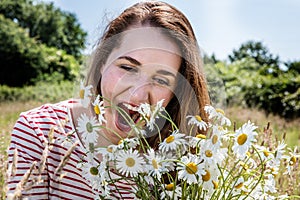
[106,27,182,65]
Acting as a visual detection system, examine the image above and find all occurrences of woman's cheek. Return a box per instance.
[101,70,122,99]
[153,87,174,106]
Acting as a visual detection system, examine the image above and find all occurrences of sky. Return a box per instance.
[41,0,300,62]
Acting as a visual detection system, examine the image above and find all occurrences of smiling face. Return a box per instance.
[100,27,182,144]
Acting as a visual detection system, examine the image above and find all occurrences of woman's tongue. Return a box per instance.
[115,103,141,132]
[116,111,132,132]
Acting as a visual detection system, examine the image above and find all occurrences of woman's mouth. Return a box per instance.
[115,103,142,132]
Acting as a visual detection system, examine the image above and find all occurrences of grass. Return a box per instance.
[0,101,299,199]
[0,101,45,199]
[226,106,300,148]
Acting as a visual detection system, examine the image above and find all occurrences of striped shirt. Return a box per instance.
[6,99,135,199]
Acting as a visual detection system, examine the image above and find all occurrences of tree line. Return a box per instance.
[205,41,300,119]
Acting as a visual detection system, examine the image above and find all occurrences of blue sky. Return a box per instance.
[42,0,300,62]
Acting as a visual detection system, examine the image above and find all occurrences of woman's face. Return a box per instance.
[100,27,182,144]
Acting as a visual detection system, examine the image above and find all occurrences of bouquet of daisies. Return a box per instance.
[72,82,299,200]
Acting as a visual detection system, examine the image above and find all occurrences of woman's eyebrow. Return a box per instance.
[117,56,176,78]
[117,56,141,66]
[156,69,176,78]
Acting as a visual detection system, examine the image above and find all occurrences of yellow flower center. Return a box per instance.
[186,162,198,174]
[237,133,247,145]
[195,115,202,122]
[216,108,225,115]
[166,135,175,143]
[263,150,270,157]
[270,167,278,177]
[246,152,251,157]
[165,183,174,191]
[146,114,151,121]
[202,170,211,182]
[118,139,123,145]
[86,122,93,133]
[196,134,206,139]
[205,150,213,157]
[107,147,113,153]
[125,157,135,167]
[235,182,244,189]
[79,89,85,99]
[212,180,218,189]
[94,105,100,115]
[90,166,98,175]
[290,156,296,166]
[152,159,158,169]
[212,135,218,144]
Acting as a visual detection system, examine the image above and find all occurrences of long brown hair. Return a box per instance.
[86,1,210,148]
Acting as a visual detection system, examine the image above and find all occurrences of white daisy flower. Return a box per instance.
[254,145,275,161]
[186,115,208,131]
[232,121,258,159]
[265,159,280,177]
[97,145,117,161]
[211,124,229,147]
[144,149,168,179]
[204,105,231,126]
[230,176,245,196]
[116,149,145,177]
[177,154,205,184]
[263,174,277,193]
[92,95,106,125]
[77,160,106,192]
[160,183,182,200]
[158,130,187,153]
[161,152,177,172]
[274,141,287,164]
[137,99,164,131]
[77,113,100,146]
[283,147,299,175]
[117,137,139,150]
[201,164,220,194]
[200,139,228,165]
[132,126,147,137]
[257,193,276,200]
[187,134,206,148]
[79,80,93,108]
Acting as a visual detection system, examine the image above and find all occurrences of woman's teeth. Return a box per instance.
[123,103,138,111]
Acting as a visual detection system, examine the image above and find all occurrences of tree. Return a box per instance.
[0,14,80,87]
[285,60,300,75]
[228,41,281,76]
[0,0,87,58]
[0,0,85,86]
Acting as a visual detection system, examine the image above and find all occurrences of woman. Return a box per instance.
[6,1,210,199]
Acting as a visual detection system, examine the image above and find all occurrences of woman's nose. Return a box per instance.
[128,78,152,104]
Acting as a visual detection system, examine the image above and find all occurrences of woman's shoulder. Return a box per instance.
[20,99,79,119]
[12,99,80,149]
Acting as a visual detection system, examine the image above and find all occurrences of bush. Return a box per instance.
[0,81,75,103]
[0,14,80,87]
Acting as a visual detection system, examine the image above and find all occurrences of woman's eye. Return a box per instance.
[120,65,137,72]
[153,77,169,86]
